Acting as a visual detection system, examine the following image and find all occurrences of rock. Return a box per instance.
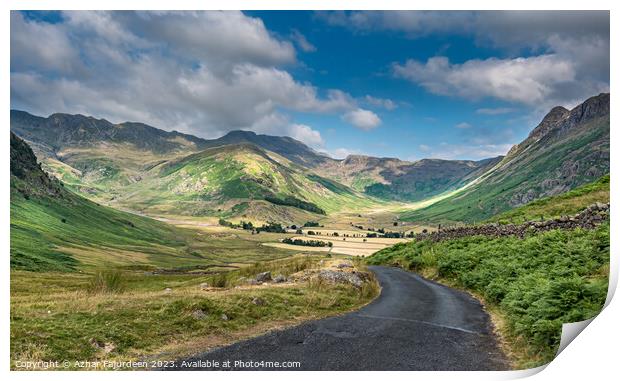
[317,270,363,288]
[199,283,209,290]
[273,274,286,283]
[164,287,172,294]
[337,262,353,269]
[251,297,266,306]
[103,342,116,354]
[191,309,207,320]
[220,313,229,321]
[89,338,116,354]
[246,279,260,286]
[255,271,272,283]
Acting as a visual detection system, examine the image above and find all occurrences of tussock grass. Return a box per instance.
[87,270,126,294]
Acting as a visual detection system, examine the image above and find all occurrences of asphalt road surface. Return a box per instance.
[170,266,510,371]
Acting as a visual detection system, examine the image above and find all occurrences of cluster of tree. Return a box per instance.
[218,219,254,230]
[256,222,286,233]
[303,221,321,227]
[365,230,416,239]
[282,238,333,247]
[265,195,326,215]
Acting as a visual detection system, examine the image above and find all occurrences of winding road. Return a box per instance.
[172,266,510,371]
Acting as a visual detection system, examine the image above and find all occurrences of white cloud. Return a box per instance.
[290,29,316,52]
[321,11,609,109]
[342,108,382,130]
[324,147,361,159]
[10,11,362,140]
[476,107,516,115]
[455,122,472,129]
[287,124,324,147]
[393,55,576,106]
[418,144,431,152]
[364,95,397,110]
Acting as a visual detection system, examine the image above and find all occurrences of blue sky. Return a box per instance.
[11,11,609,160]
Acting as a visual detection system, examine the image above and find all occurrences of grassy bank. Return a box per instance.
[489,175,609,224]
[366,223,609,368]
[11,255,379,370]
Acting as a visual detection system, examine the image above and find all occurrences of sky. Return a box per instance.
[10,10,610,161]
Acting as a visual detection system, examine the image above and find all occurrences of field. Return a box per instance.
[11,256,379,370]
[265,233,410,257]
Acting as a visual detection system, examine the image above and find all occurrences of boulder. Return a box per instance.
[273,274,286,283]
[255,271,272,283]
[317,270,363,288]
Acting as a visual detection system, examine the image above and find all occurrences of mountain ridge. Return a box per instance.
[402,92,610,223]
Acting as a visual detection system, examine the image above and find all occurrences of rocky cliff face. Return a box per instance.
[10,132,66,199]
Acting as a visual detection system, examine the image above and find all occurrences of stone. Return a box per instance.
[337,262,353,269]
[164,287,172,294]
[199,283,209,290]
[251,297,266,306]
[89,338,116,354]
[273,274,286,283]
[191,309,207,320]
[255,271,272,283]
[220,313,229,321]
[317,270,363,288]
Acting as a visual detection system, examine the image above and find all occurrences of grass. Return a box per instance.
[87,271,126,294]
[366,223,609,368]
[10,255,379,370]
[488,175,609,224]
[10,188,295,272]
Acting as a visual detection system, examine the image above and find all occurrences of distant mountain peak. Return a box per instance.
[223,130,258,138]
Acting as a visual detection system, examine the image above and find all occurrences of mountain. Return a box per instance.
[10,110,208,155]
[402,93,610,223]
[11,109,507,217]
[199,130,332,168]
[10,132,202,272]
[316,155,502,202]
[114,143,377,222]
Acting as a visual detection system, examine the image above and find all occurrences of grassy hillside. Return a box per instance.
[316,155,502,202]
[367,223,609,368]
[116,144,380,219]
[489,175,609,224]
[401,94,609,224]
[10,134,293,271]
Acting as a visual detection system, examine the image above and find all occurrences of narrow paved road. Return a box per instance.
[171,266,510,371]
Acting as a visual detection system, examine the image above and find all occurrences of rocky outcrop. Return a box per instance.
[317,270,363,288]
[416,203,609,242]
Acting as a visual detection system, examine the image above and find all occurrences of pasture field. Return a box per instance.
[264,234,410,257]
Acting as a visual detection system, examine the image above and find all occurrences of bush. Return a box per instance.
[367,223,610,367]
[87,270,126,294]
